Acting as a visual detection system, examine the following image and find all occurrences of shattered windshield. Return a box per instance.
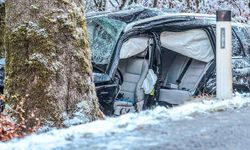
[87,17,126,65]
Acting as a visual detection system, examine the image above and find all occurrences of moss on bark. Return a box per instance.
[5,0,104,128]
[0,3,5,58]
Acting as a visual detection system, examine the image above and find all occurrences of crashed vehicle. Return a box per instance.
[0,8,249,115]
[87,8,250,115]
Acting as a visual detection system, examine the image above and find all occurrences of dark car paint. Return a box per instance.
[90,11,250,114]
[0,9,249,114]
[88,8,164,24]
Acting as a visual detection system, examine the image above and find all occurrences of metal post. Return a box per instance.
[216,10,233,99]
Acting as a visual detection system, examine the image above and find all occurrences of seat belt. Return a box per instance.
[176,59,192,85]
[148,38,154,69]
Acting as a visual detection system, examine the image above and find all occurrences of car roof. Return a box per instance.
[124,13,216,32]
[86,7,248,32]
[86,7,164,23]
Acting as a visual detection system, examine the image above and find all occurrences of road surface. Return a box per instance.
[1,96,250,150]
[63,106,250,150]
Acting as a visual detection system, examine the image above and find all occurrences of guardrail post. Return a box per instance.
[216,10,233,99]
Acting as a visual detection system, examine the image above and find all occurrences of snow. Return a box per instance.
[0,58,5,65]
[62,101,94,127]
[0,0,4,5]
[29,53,63,72]
[124,13,215,32]
[85,0,250,24]
[0,94,250,150]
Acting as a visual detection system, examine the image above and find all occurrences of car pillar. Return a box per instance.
[216,10,233,99]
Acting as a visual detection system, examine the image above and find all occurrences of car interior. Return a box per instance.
[159,29,215,104]
[113,29,215,114]
[114,37,151,115]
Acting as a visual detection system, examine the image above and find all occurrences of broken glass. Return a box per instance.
[87,17,126,65]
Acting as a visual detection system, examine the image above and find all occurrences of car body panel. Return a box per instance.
[0,8,249,115]
[87,9,250,114]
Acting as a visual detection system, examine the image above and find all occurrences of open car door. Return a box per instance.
[113,36,156,115]
[158,29,215,105]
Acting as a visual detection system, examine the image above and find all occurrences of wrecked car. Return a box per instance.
[0,8,249,115]
[87,8,250,115]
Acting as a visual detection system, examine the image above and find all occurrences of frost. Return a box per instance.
[62,101,93,127]
[12,22,48,39]
[71,2,84,19]
[232,29,243,56]
[57,13,73,27]
[26,22,47,37]
[73,27,84,40]
[29,53,63,72]
[30,4,39,10]
[233,25,250,57]
[0,58,5,65]
[56,2,85,29]
[0,95,250,150]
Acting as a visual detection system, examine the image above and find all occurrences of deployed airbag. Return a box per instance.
[120,37,148,59]
[142,69,157,94]
[160,29,214,62]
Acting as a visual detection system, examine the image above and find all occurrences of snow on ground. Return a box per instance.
[0,94,250,150]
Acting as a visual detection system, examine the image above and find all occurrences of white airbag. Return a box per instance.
[160,29,214,62]
[120,37,148,59]
[142,69,157,94]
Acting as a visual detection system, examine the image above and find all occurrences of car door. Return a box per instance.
[231,26,250,93]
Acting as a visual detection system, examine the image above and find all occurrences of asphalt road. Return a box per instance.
[2,97,250,150]
[63,106,250,150]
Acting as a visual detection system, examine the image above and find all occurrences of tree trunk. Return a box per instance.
[94,0,106,11]
[119,0,128,10]
[196,0,200,13]
[153,0,158,7]
[186,0,191,10]
[4,0,104,128]
[0,2,5,58]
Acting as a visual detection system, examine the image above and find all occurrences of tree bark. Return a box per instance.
[0,2,5,58]
[4,0,104,128]
[94,0,107,11]
[119,0,128,10]
[153,0,158,7]
[196,0,200,13]
[186,0,191,10]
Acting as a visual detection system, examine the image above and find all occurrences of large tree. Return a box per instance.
[0,2,4,58]
[4,0,103,128]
